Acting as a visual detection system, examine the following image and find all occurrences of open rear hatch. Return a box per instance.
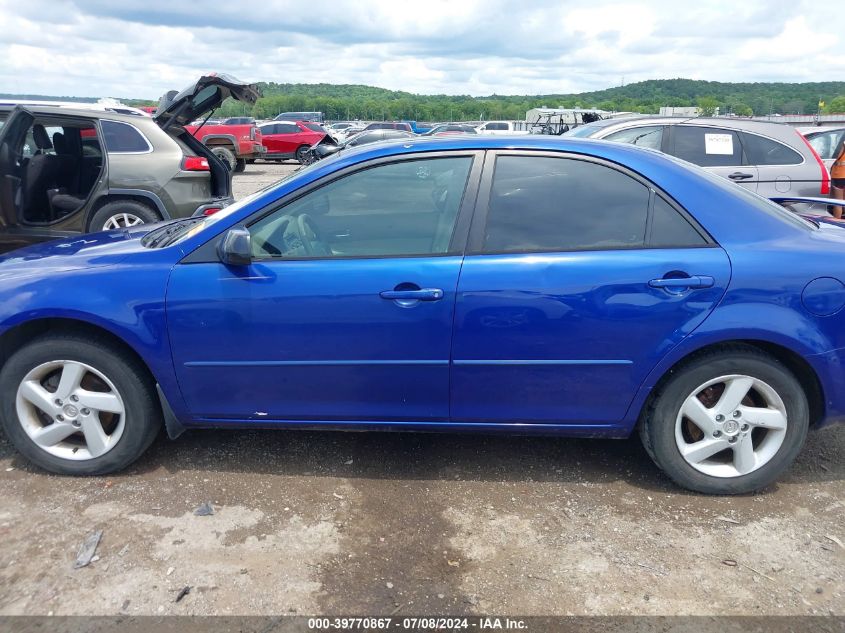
[154,73,260,130]
[155,74,261,203]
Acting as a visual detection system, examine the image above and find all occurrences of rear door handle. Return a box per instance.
[649,276,714,290]
[728,171,754,181]
[379,288,444,301]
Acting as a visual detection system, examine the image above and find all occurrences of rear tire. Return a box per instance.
[640,346,809,494]
[234,158,247,173]
[210,146,237,171]
[0,334,161,475]
[89,199,161,232]
[295,145,309,164]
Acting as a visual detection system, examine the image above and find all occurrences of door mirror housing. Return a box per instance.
[218,226,252,266]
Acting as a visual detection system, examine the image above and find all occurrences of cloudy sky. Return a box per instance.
[0,0,841,99]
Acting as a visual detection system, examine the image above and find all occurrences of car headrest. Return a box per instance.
[52,132,67,154]
[32,124,52,150]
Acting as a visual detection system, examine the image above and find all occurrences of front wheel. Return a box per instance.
[0,334,161,475]
[640,347,809,494]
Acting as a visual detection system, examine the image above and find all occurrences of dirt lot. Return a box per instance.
[0,161,842,617]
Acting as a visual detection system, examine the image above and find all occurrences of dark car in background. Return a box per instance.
[423,124,479,136]
[362,122,414,133]
[0,74,259,252]
[274,111,324,123]
[304,129,415,163]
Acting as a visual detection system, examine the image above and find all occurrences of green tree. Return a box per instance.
[824,96,845,113]
[697,96,720,117]
[731,103,753,116]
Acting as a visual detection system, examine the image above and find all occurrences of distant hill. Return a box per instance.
[5,78,845,121]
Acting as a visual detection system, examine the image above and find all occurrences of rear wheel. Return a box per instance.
[295,145,309,164]
[210,146,237,171]
[89,199,161,232]
[640,347,809,494]
[0,334,161,475]
[234,158,247,173]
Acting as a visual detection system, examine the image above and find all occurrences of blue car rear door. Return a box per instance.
[167,151,482,424]
[450,151,731,429]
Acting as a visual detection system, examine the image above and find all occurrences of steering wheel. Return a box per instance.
[297,213,331,256]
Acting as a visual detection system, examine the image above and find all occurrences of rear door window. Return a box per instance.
[482,155,650,252]
[276,123,300,134]
[741,133,803,166]
[671,126,743,167]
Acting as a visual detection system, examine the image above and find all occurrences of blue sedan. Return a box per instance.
[0,136,842,494]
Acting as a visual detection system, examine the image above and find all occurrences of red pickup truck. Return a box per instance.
[184,121,265,172]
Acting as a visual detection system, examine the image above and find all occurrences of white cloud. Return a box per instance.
[0,0,841,98]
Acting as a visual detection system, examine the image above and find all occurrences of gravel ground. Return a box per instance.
[0,160,842,617]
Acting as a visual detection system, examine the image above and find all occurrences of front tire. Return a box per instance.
[0,334,161,475]
[89,200,161,232]
[640,347,809,494]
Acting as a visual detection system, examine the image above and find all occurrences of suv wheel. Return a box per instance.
[0,334,160,475]
[90,200,161,232]
[211,146,237,171]
[640,347,809,494]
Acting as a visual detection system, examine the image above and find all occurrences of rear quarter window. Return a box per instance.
[101,120,151,153]
[741,133,803,166]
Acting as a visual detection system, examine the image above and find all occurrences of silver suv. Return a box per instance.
[0,74,259,253]
[566,117,831,200]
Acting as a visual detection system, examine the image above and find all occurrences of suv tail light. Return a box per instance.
[182,156,210,171]
[796,130,830,195]
[250,126,256,140]
[203,207,222,216]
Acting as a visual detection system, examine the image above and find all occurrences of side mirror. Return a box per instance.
[218,226,252,266]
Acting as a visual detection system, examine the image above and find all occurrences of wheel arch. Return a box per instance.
[87,190,169,230]
[638,339,825,428]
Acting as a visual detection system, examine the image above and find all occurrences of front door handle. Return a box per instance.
[649,275,715,290]
[379,288,444,301]
[728,171,754,181]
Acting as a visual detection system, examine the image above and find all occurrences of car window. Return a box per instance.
[604,125,664,151]
[483,155,650,253]
[485,122,508,131]
[347,132,380,146]
[650,196,708,247]
[250,156,473,258]
[742,133,802,166]
[671,126,743,167]
[807,130,844,160]
[276,123,299,134]
[304,122,325,133]
[259,124,278,135]
[101,120,151,153]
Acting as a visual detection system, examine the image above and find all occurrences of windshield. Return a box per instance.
[564,122,606,138]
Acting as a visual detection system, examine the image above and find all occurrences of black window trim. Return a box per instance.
[181,149,486,264]
[466,149,717,256]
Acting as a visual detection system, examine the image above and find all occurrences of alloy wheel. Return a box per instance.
[102,213,144,230]
[15,360,126,460]
[674,374,787,478]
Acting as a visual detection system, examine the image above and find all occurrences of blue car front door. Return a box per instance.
[450,153,731,429]
[167,153,480,424]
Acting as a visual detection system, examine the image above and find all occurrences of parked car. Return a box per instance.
[422,124,478,136]
[476,121,521,135]
[304,129,415,162]
[221,117,255,125]
[257,120,326,163]
[183,118,265,172]
[565,117,831,199]
[362,122,414,133]
[1,136,843,494]
[801,126,845,170]
[274,111,324,123]
[0,74,259,252]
